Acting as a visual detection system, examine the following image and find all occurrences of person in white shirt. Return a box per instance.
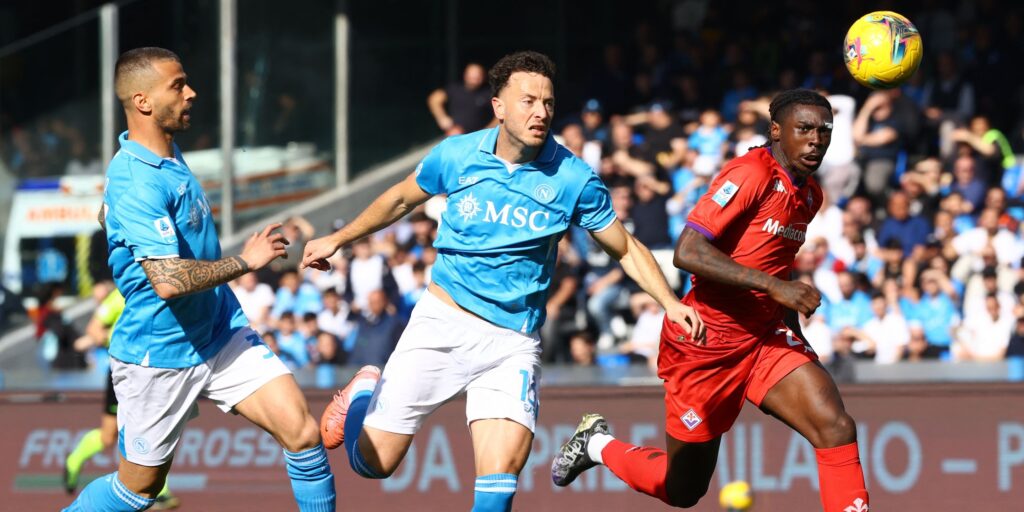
[230,272,275,332]
[952,208,1020,267]
[954,294,1012,362]
[852,291,910,364]
[316,288,353,341]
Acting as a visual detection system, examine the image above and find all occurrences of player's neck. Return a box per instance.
[126,119,175,158]
[495,126,541,164]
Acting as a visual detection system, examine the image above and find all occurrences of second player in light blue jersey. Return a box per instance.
[303,51,704,512]
[63,47,335,512]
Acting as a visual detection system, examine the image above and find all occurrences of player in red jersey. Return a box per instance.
[552,89,869,512]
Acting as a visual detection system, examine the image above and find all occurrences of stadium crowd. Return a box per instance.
[14,0,1024,377]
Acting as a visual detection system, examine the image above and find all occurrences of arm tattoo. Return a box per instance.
[674,229,775,292]
[140,256,248,298]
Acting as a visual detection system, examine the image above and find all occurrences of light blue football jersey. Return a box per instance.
[416,127,616,333]
[103,132,248,368]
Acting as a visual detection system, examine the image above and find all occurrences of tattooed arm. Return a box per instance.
[140,256,249,299]
[140,223,288,300]
[673,227,821,315]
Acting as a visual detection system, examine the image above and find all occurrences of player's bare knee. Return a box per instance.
[281,414,322,452]
[810,410,857,448]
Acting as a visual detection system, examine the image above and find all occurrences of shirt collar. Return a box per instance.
[477,126,558,165]
[117,131,183,168]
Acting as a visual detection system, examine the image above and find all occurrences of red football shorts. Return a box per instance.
[657,322,818,443]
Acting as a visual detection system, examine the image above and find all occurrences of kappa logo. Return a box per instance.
[772,179,787,193]
[681,408,703,431]
[153,216,176,243]
[533,184,555,204]
[712,180,740,207]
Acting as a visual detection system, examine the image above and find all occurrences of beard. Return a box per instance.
[155,104,190,133]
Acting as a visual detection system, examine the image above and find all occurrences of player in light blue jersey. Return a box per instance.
[63,47,335,512]
[303,51,705,511]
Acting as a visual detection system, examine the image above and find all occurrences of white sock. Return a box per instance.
[587,433,613,464]
[349,378,378,398]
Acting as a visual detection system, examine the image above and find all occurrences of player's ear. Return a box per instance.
[132,92,152,115]
[492,96,504,123]
[770,120,781,142]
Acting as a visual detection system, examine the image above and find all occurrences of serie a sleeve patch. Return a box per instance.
[711,180,740,207]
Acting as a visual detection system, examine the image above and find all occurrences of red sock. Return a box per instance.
[815,442,869,512]
[601,439,670,504]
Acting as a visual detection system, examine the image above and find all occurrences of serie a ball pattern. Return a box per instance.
[844,11,923,89]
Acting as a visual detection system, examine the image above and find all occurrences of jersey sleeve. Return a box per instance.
[686,159,771,240]
[110,183,180,261]
[573,171,616,232]
[414,141,448,195]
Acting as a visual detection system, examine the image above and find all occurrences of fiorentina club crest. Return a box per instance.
[681,408,702,431]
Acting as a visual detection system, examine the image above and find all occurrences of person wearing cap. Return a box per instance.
[580,98,609,144]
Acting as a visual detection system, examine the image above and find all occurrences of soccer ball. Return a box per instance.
[843,11,923,89]
[719,480,753,510]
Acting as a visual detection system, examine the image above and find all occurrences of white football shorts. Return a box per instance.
[363,291,542,435]
[110,326,291,465]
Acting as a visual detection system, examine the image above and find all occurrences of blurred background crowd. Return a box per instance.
[6,0,1024,381]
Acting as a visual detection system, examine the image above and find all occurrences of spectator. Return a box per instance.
[427,62,494,136]
[317,288,353,341]
[584,184,629,349]
[954,294,1012,362]
[630,174,676,289]
[640,100,687,172]
[231,272,276,332]
[824,271,872,335]
[568,331,597,367]
[904,322,933,361]
[559,123,602,171]
[618,294,664,372]
[274,312,310,370]
[852,91,903,206]
[257,216,314,283]
[666,149,710,240]
[922,51,975,158]
[817,93,860,202]
[602,121,655,181]
[541,242,582,364]
[877,191,931,258]
[719,69,757,123]
[347,236,397,310]
[399,260,429,319]
[951,115,1017,177]
[915,269,960,358]
[344,289,403,366]
[948,155,987,213]
[963,266,1016,326]
[687,109,729,168]
[270,270,323,320]
[579,98,609,144]
[312,331,344,366]
[851,291,910,364]
[951,207,1019,267]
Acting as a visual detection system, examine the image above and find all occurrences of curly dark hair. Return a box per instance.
[768,88,832,123]
[488,51,557,97]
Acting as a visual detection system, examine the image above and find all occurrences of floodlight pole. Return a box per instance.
[99,3,118,161]
[335,1,350,187]
[219,0,236,237]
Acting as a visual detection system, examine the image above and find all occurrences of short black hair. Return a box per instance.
[768,88,832,124]
[115,47,180,106]
[488,51,556,97]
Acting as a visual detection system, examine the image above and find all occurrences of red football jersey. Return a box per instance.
[675,147,823,338]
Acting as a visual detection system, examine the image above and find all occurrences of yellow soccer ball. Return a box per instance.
[719,480,753,510]
[844,11,923,89]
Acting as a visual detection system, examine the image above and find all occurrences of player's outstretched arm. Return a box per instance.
[591,220,705,340]
[674,227,821,315]
[141,223,287,300]
[301,172,432,271]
